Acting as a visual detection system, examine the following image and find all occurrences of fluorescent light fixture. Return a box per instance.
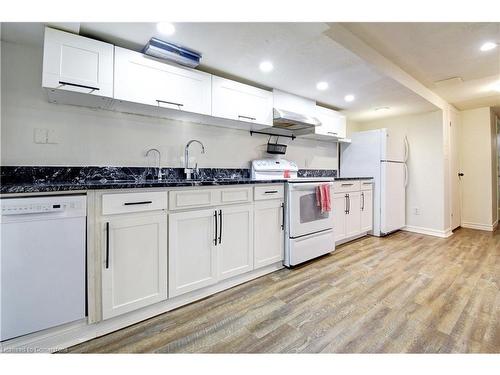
[344,94,355,102]
[316,81,329,91]
[375,106,390,112]
[259,61,274,73]
[493,82,500,92]
[480,41,497,51]
[157,22,175,36]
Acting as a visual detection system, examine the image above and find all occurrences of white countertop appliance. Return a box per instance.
[251,159,335,267]
[340,128,408,236]
[0,195,87,341]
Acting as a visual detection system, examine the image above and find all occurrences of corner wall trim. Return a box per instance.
[403,225,453,238]
[461,221,497,232]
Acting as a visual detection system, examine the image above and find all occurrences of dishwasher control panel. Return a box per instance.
[1,196,86,217]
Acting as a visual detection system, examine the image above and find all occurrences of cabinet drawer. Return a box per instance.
[218,187,252,204]
[254,185,284,201]
[360,180,374,191]
[102,192,168,215]
[169,189,215,210]
[333,181,360,193]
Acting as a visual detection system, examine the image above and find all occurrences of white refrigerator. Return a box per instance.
[340,128,408,236]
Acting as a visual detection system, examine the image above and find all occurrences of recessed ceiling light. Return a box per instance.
[157,22,175,36]
[259,61,274,73]
[316,81,329,91]
[344,94,355,102]
[375,106,390,112]
[480,41,497,52]
[493,82,500,92]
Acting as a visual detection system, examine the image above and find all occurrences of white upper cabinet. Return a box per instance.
[114,47,212,115]
[211,76,273,126]
[42,27,114,97]
[313,105,347,140]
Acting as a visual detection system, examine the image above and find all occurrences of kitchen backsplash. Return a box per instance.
[0,166,337,185]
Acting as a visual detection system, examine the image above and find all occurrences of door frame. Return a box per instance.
[449,107,462,230]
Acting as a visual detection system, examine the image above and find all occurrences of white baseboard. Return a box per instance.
[461,221,498,232]
[403,225,453,238]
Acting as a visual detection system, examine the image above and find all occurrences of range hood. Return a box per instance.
[272,90,321,132]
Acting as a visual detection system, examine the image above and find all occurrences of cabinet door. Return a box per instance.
[102,213,168,319]
[315,106,347,139]
[345,192,361,238]
[218,204,254,280]
[42,27,114,97]
[254,200,284,268]
[360,189,373,233]
[114,47,212,115]
[212,76,273,126]
[168,208,218,297]
[333,193,347,242]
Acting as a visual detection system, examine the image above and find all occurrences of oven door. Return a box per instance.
[287,182,334,238]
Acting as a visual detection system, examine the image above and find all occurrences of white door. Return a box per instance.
[381,128,406,162]
[211,76,273,126]
[168,208,218,297]
[360,189,373,232]
[254,200,284,268]
[102,213,168,319]
[381,162,406,234]
[218,204,254,280]
[315,106,347,139]
[42,27,114,97]
[450,110,462,230]
[114,47,212,115]
[345,192,361,238]
[333,192,347,242]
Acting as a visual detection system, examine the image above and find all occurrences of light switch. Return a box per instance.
[34,128,48,144]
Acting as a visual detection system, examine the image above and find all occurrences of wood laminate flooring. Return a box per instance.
[65,228,500,353]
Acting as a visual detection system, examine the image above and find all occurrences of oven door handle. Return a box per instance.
[289,182,333,191]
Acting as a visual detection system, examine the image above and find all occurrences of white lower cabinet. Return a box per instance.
[218,204,254,280]
[102,213,168,320]
[333,193,348,242]
[168,208,218,298]
[254,200,284,268]
[360,189,373,233]
[345,191,361,238]
[333,181,373,244]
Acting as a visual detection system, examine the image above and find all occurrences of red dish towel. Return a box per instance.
[316,184,331,213]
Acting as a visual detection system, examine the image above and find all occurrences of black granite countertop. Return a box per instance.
[0,166,363,194]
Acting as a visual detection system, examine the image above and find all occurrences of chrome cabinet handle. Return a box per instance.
[327,132,338,135]
[105,222,110,269]
[238,115,256,121]
[265,190,279,194]
[59,80,100,92]
[361,192,365,211]
[156,99,184,108]
[344,194,348,214]
[213,211,218,246]
[347,194,350,214]
[341,183,354,186]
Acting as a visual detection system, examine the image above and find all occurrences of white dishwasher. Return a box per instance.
[0,195,87,341]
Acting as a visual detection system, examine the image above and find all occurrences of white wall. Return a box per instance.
[355,110,446,235]
[1,41,338,169]
[459,107,497,230]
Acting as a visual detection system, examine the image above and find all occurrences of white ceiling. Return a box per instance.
[1,22,437,123]
[342,22,500,110]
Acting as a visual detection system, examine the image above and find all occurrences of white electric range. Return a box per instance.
[251,159,335,267]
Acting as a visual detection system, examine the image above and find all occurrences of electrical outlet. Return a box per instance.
[34,128,48,144]
[413,207,420,215]
[46,129,60,144]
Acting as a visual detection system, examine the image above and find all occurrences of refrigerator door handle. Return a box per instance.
[404,136,409,163]
[404,163,409,188]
